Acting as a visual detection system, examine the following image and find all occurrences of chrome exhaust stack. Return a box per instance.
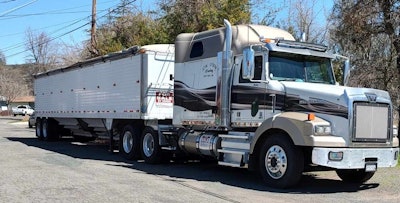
[216,19,233,129]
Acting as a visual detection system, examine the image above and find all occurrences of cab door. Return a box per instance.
[230,54,267,127]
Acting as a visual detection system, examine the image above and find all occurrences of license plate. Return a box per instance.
[365,163,377,172]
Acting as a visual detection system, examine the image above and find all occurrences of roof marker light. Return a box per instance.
[308,113,315,121]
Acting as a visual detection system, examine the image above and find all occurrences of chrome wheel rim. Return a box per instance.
[143,133,154,157]
[265,145,287,179]
[123,131,133,153]
[36,121,41,137]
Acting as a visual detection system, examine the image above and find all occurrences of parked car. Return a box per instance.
[12,105,34,116]
[28,112,36,128]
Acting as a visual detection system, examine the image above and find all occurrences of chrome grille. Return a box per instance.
[353,103,390,142]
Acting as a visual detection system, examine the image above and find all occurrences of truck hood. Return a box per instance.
[280,81,391,118]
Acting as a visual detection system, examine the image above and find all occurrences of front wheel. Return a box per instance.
[336,169,375,183]
[259,134,304,188]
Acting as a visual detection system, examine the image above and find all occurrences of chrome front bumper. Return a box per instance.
[312,147,399,169]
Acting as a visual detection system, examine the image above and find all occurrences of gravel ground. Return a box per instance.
[0,116,399,203]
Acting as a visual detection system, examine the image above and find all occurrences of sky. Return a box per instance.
[0,0,155,65]
[0,0,332,65]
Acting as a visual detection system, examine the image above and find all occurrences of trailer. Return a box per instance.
[34,44,174,159]
[34,20,399,188]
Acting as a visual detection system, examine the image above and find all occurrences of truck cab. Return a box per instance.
[173,20,399,188]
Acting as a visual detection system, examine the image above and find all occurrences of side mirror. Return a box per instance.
[343,59,350,86]
[242,48,255,80]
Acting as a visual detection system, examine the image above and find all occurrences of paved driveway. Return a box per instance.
[0,117,399,203]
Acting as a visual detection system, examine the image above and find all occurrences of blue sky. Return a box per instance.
[0,0,332,65]
[0,0,155,65]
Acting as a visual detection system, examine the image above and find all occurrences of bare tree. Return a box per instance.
[58,40,85,66]
[251,0,283,25]
[0,50,5,65]
[25,28,60,94]
[330,0,400,122]
[25,28,59,73]
[273,0,330,44]
[292,0,328,43]
[0,66,29,111]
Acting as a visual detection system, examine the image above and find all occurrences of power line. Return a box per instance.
[0,17,92,38]
[4,0,137,60]
[0,0,16,4]
[0,0,37,17]
[1,16,91,52]
[0,11,93,20]
[1,1,121,52]
[0,0,115,20]
[6,22,91,59]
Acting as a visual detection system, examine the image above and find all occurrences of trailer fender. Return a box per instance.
[250,112,329,153]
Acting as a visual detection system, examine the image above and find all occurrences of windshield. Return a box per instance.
[268,52,335,84]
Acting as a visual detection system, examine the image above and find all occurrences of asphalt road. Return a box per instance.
[1,117,399,203]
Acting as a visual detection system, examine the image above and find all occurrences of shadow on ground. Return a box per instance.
[7,136,379,194]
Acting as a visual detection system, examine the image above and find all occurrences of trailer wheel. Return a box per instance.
[36,118,43,139]
[42,119,50,141]
[41,118,59,141]
[336,169,375,183]
[141,127,164,164]
[259,134,304,188]
[119,125,141,160]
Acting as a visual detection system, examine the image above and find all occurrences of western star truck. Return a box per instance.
[34,20,399,188]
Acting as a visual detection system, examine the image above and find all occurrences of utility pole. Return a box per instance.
[91,0,97,55]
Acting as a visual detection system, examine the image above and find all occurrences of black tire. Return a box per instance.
[42,118,50,141]
[41,118,60,141]
[119,125,141,160]
[36,118,43,139]
[336,169,375,183]
[258,134,304,189]
[141,127,164,164]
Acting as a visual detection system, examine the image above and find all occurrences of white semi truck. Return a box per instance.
[34,20,399,188]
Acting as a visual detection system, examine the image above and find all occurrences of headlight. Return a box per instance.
[314,125,331,135]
